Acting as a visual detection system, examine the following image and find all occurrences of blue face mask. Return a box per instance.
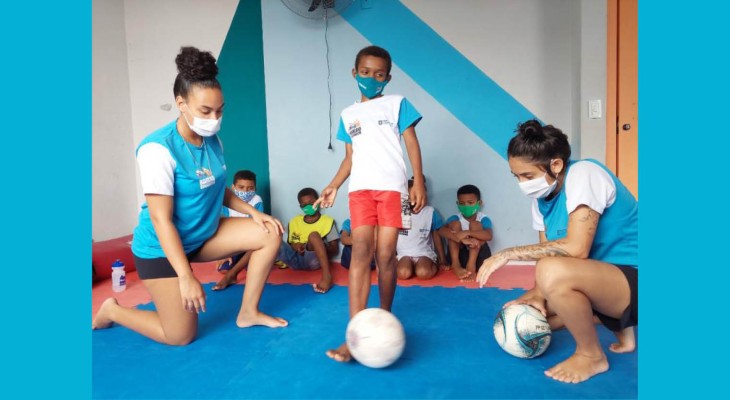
[235,190,256,203]
[356,75,388,99]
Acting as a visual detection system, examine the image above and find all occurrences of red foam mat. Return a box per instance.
[92,261,534,316]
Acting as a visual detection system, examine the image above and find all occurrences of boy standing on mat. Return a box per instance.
[277,187,340,293]
[315,45,426,363]
[438,184,493,282]
[213,170,265,290]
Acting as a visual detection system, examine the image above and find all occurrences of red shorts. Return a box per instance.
[349,190,411,231]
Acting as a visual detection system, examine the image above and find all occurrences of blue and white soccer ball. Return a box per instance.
[493,304,552,358]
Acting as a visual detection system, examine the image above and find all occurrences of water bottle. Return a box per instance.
[111,259,126,292]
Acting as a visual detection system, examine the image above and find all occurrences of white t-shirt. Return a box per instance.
[336,95,422,194]
[531,160,617,231]
[396,206,444,260]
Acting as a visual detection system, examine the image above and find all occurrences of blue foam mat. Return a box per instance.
[93,284,637,399]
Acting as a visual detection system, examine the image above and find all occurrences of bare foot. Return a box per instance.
[313,274,333,294]
[212,275,237,291]
[236,311,288,328]
[92,298,118,330]
[466,265,477,280]
[326,342,351,363]
[609,326,636,353]
[452,265,472,281]
[545,352,609,383]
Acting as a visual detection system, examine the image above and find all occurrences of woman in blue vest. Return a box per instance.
[92,47,288,345]
[476,119,638,383]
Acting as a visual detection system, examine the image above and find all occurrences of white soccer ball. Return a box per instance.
[493,304,552,358]
[346,308,406,368]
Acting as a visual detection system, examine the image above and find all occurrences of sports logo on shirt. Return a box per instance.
[377,119,393,128]
[348,120,362,137]
[291,233,301,242]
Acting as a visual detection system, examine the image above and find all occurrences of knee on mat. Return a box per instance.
[415,264,435,280]
[397,265,413,280]
[165,331,196,346]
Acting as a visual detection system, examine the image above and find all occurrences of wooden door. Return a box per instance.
[607,0,638,198]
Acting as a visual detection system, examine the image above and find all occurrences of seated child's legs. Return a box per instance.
[307,231,334,293]
[396,255,415,280]
[341,245,375,270]
[277,242,321,271]
[475,243,492,270]
[341,245,352,268]
[446,245,472,280]
[414,256,437,280]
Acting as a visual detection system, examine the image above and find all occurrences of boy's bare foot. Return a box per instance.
[236,311,288,328]
[212,275,237,291]
[466,265,477,280]
[609,326,636,353]
[452,265,472,280]
[326,343,352,362]
[545,352,609,383]
[312,274,333,294]
[92,298,118,330]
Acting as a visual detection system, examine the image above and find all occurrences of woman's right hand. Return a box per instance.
[504,295,547,317]
[179,274,206,313]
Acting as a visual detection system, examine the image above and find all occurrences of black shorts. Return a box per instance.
[594,265,638,331]
[445,242,492,270]
[134,247,203,280]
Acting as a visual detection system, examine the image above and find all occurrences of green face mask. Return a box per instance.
[301,204,318,216]
[458,203,480,218]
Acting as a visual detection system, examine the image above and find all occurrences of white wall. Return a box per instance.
[401,0,580,143]
[92,0,137,241]
[123,0,239,208]
[262,0,608,252]
[92,0,239,240]
[579,0,607,162]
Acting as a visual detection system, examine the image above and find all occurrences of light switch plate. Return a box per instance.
[589,100,602,119]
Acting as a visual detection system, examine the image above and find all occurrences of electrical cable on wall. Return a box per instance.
[325,8,333,150]
[279,0,355,150]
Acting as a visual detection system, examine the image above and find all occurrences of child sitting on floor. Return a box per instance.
[438,184,493,282]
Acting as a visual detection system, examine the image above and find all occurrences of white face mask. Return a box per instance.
[183,104,221,137]
[519,173,558,199]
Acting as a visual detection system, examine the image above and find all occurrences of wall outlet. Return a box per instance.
[361,0,373,9]
[588,99,602,119]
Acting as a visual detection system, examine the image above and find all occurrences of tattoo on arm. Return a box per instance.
[576,207,599,236]
[501,241,571,261]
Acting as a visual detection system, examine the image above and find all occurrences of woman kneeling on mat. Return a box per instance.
[477,119,638,383]
[92,47,288,345]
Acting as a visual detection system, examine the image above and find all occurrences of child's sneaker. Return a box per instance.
[274,260,288,269]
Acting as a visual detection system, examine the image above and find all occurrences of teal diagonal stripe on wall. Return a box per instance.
[340,1,537,159]
[217,0,271,212]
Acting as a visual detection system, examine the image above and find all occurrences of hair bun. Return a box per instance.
[518,119,545,140]
[175,46,218,82]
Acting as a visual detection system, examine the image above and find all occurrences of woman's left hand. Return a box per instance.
[476,253,509,288]
[251,212,284,235]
